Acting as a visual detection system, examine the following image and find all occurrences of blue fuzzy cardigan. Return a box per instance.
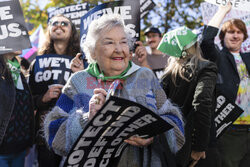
[44,63,185,167]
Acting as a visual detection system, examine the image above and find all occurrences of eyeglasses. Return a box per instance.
[50,21,70,27]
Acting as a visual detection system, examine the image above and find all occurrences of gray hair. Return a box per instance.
[82,14,134,63]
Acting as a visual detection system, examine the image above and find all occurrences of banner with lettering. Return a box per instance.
[205,0,250,11]
[48,3,89,29]
[201,2,250,52]
[140,0,156,18]
[215,91,244,138]
[80,0,140,51]
[0,0,31,54]
[64,96,173,167]
[29,54,73,95]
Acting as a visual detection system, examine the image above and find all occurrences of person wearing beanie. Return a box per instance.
[160,26,219,167]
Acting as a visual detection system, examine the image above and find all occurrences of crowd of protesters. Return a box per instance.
[0,1,249,167]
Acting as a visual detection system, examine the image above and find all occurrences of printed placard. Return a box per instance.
[48,3,89,29]
[140,0,156,18]
[80,0,140,51]
[201,2,250,52]
[0,0,31,54]
[205,0,250,11]
[64,96,173,167]
[215,91,244,138]
[29,54,73,94]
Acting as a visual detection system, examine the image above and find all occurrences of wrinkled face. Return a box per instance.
[93,26,131,77]
[49,16,72,42]
[146,32,162,50]
[224,25,244,53]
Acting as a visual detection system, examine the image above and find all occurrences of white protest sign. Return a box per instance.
[205,0,250,11]
[201,2,250,52]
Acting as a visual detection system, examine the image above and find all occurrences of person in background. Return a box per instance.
[44,14,185,167]
[132,27,169,79]
[201,2,250,167]
[20,57,30,79]
[0,51,34,167]
[159,26,218,167]
[28,14,80,167]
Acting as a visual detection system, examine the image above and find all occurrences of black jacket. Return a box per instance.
[200,26,250,104]
[161,60,217,166]
[0,71,34,153]
[0,75,15,145]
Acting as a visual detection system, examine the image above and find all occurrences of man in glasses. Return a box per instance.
[28,14,80,167]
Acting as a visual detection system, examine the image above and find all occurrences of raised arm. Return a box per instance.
[208,2,232,28]
[200,3,231,62]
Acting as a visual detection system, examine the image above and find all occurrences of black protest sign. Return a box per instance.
[31,54,73,94]
[0,0,31,54]
[48,3,89,29]
[140,0,156,18]
[64,96,172,167]
[215,91,244,138]
[80,0,140,50]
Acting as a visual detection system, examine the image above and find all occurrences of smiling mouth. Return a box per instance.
[55,28,64,33]
[112,57,124,60]
[230,40,239,44]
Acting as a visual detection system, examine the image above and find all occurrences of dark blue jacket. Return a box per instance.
[201,26,250,104]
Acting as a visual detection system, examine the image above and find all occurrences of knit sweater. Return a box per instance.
[44,63,185,167]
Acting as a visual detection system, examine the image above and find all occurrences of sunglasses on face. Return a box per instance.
[50,21,70,27]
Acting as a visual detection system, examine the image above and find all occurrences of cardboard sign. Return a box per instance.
[140,0,156,18]
[201,2,250,52]
[215,91,244,138]
[205,0,250,11]
[64,96,173,167]
[30,54,73,94]
[0,0,31,54]
[48,3,89,29]
[80,0,140,51]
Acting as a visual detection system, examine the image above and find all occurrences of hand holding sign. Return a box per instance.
[124,135,153,147]
[42,84,64,103]
[219,1,232,13]
[135,41,148,64]
[70,53,84,73]
[89,88,107,120]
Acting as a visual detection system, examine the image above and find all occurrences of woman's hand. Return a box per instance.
[42,85,63,103]
[189,150,206,167]
[89,88,107,120]
[124,136,153,147]
[70,53,84,73]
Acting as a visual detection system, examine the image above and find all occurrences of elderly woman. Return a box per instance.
[44,14,185,167]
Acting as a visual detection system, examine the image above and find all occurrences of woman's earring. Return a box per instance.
[181,51,187,58]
